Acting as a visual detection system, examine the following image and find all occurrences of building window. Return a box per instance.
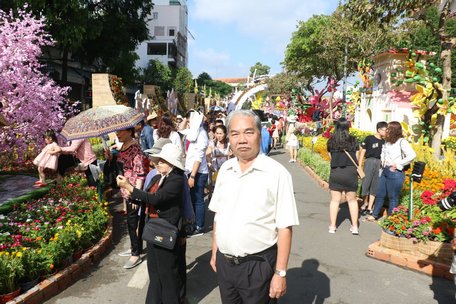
[147,43,167,55]
[152,12,158,20]
[169,28,175,36]
[154,26,165,36]
[168,44,177,58]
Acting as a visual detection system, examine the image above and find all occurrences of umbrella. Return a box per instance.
[61,105,145,141]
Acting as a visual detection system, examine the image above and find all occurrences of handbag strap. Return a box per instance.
[343,150,359,169]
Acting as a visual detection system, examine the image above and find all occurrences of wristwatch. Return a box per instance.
[189,175,195,179]
[275,269,287,277]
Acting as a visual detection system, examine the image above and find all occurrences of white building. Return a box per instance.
[136,0,188,70]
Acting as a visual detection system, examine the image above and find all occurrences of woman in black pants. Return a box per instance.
[117,143,185,304]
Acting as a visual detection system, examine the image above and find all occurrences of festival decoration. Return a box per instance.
[358,59,373,93]
[390,50,455,143]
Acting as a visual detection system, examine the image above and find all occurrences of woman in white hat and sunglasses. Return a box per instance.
[117,143,186,304]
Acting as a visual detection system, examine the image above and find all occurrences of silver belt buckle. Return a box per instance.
[233,257,241,265]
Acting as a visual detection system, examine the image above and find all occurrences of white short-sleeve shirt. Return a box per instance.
[209,154,299,257]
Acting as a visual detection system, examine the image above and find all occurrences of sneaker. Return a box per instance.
[350,226,359,235]
[123,257,142,269]
[118,249,131,257]
[328,226,336,234]
[188,228,204,237]
[288,159,293,163]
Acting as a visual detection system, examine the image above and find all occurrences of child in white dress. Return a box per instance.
[286,124,299,163]
[33,130,59,187]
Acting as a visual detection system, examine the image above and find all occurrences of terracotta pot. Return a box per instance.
[73,249,84,261]
[19,276,40,293]
[0,288,21,304]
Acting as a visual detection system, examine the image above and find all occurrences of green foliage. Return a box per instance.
[6,0,154,85]
[141,59,173,93]
[265,72,305,95]
[442,136,456,150]
[173,67,193,112]
[196,72,233,97]
[250,62,270,77]
[298,147,330,182]
[0,253,24,293]
[284,9,393,85]
[342,0,437,28]
[197,72,212,84]
[20,248,51,281]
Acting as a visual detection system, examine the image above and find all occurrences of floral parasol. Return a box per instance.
[61,105,145,141]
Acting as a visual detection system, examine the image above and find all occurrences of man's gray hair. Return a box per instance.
[225,110,262,135]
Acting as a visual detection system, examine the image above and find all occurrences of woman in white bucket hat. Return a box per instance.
[117,143,186,303]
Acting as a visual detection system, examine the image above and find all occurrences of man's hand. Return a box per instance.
[269,275,286,298]
[188,177,195,188]
[210,252,217,272]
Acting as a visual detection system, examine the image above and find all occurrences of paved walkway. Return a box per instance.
[0,174,38,205]
[43,149,454,304]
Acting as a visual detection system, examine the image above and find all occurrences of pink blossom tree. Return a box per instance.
[0,6,74,166]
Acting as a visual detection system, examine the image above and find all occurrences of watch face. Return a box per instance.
[276,270,286,277]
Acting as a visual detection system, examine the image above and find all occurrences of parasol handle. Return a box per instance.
[101,137,109,151]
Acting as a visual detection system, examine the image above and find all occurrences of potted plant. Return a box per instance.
[377,178,456,261]
[18,248,49,292]
[0,252,24,303]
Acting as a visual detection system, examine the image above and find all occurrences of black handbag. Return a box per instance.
[142,217,178,250]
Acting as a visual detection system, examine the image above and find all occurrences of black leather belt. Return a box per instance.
[222,244,277,265]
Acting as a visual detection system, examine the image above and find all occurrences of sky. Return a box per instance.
[187,0,340,79]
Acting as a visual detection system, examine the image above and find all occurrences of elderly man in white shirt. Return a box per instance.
[209,110,299,303]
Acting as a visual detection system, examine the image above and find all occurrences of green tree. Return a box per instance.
[284,11,394,89]
[343,0,454,157]
[197,72,212,86]
[173,67,193,113]
[266,72,305,95]
[205,80,233,97]
[141,59,173,94]
[3,1,153,85]
[250,62,271,77]
[196,72,233,97]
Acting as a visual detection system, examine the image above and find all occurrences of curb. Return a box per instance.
[367,241,452,281]
[298,162,330,192]
[7,219,113,304]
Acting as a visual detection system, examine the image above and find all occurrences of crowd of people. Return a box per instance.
[32,106,436,303]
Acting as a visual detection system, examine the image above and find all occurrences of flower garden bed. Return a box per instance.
[0,175,110,303]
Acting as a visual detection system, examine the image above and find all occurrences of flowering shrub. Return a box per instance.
[379,179,456,243]
[0,7,79,168]
[0,175,109,291]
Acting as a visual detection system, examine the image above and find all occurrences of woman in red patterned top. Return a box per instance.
[111,128,147,269]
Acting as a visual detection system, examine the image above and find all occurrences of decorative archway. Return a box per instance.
[234,83,268,110]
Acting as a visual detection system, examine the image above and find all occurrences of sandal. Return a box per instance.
[359,203,368,215]
[366,215,377,222]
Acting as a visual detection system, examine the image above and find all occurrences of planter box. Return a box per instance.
[380,230,453,262]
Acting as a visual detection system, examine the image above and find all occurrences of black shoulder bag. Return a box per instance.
[142,217,179,250]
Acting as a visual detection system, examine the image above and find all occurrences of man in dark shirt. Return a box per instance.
[358,121,387,215]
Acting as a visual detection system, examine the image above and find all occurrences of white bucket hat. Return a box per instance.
[149,143,185,171]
